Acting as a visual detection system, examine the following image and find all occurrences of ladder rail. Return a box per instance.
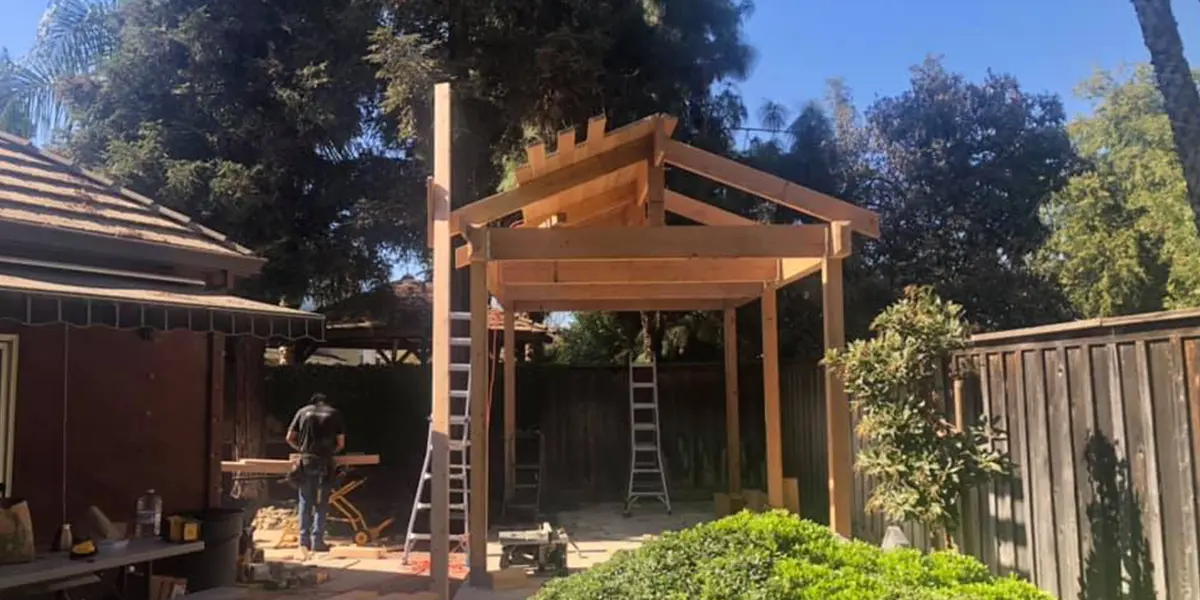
[624,359,671,515]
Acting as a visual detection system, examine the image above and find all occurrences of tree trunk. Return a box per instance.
[1131,0,1200,234]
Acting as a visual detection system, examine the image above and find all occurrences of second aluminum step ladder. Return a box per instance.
[503,430,544,520]
[623,359,671,515]
[402,310,472,564]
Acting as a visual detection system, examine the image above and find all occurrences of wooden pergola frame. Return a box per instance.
[426,83,879,595]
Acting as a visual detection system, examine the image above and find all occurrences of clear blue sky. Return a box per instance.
[3,0,1198,124]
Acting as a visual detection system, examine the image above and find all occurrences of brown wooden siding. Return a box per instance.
[5,323,218,547]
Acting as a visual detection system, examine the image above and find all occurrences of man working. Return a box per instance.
[285,393,345,552]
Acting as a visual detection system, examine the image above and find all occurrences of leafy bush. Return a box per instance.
[534,511,1049,600]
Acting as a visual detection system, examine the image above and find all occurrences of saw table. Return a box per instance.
[497,523,579,576]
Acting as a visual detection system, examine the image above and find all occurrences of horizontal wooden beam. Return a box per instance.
[499,259,780,285]
[510,298,736,312]
[476,224,831,261]
[664,190,757,226]
[451,135,652,236]
[504,282,763,302]
[664,140,880,238]
[775,257,823,289]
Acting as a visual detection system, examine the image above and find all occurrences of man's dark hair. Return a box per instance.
[310,392,329,405]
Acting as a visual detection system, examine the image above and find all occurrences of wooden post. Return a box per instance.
[761,289,784,508]
[205,332,225,508]
[823,257,852,537]
[952,374,966,431]
[647,117,666,225]
[503,309,517,508]
[468,260,489,585]
[429,82,453,600]
[723,307,741,494]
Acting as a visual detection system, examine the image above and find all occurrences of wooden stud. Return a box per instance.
[953,377,966,431]
[665,191,756,226]
[512,298,735,312]
[647,118,666,225]
[503,310,516,509]
[205,332,225,508]
[526,142,547,177]
[477,224,831,261]
[723,307,741,495]
[761,288,784,508]
[451,136,652,236]
[468,260,489,584]
[586,115,607,147]
[664,140,880,238]
[498,258,781,285]
[829,221,852,258]
[823,257,852,537]
[429,82,452,600]
[513,114,668,184]
[503,282,763,302]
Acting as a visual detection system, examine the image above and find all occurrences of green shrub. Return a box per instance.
[534,511,1049,600]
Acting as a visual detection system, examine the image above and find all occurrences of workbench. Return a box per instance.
[0,538,204,596]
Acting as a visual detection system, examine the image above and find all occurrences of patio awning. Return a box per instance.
[0,266,324,342]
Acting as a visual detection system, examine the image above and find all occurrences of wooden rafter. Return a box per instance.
[663,140,880,238]
[504,281,762,302]
[467,224,835,262]
[497,258,780,285]
[510,298,736,312]
[512,114,678,185]
[664,191,756,226]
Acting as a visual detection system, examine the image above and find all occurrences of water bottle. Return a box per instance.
[135,489,163,539]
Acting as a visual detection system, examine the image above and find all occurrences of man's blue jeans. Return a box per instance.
[298,473,332,549]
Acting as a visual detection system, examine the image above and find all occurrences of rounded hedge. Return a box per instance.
[534,511,1050,599]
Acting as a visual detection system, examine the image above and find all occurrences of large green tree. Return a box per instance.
[865,58,1075,330]
[1039,66,1200,316]
[64,0,425,305]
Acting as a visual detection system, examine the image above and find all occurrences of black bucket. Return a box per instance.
[183,508,244,591]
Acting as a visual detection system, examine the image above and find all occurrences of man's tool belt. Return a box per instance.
[285,454,336,488]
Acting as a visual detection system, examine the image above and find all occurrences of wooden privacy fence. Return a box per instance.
[956,309,1200,600]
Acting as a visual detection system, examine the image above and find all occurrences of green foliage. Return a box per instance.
[824,286,1012,540]
[533,511,1049,600]
[64,0,425,305]
[1038,65,1200,316]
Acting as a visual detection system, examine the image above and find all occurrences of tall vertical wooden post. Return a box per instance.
[761,289,784,508]
[823,257,852,537]
[503,310,517,509]
[428,82,453,599]
[468,259,489,585]
[647,117,666,226]
[723,307,741,494]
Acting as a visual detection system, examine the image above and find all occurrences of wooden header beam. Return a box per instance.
[498,258,780,285]
[510,298,736,312]
[663,140,880,238]
[504,281,763,302]
[471,224,833,262]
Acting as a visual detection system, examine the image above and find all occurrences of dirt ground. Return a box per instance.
[233,500,714,600]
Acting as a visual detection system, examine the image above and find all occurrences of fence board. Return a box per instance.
[1047,346,1082,598]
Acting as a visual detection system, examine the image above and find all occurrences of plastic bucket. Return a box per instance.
[184,508,244,591]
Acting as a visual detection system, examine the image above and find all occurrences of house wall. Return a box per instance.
[2,323,217,547]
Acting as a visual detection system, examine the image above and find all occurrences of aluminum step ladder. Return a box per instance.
[503,430,544,520]
[623,359,671,515]
[402,311,473,563]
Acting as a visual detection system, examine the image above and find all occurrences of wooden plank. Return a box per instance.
[783,478,800,514]
[1187,338,1200,595]
[503,310,516,509]
[663,139,880,238]
[1068,346,1096,588]
[499,258,780,285]
[1132,340,1168,599]
[451,135,652,236]
[521,181,637,229]
[468,260,488,584]
[503,282,763,302]
[762,289,783,508]
[1024,350,1060,598]
[664,191,756,226]
[206,333,225,508]
[1106,342,1134,592]
[1160,338,1200,597]
[477,224,832,261]
[647,118,666,225]
[724,307,741,495]
[428,81,452,600]
[822,258,851,537]
[510,298,734,312]
[977,354,997,569]
[777,258,824,288]
[513,114,665,184]
[1046,346,1081,599]
[526,142,547,177]
[586,116,607,147]
[1010,351,1036,580]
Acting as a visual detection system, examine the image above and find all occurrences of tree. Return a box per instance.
[824,286,1011,547]
[1129,0,1200,237]
[0,0,119,139]
[1038,67,1200,316]
[64,0,425,305]
[865,57,1076,330]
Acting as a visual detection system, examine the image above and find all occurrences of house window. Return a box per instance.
[0,335,17,495]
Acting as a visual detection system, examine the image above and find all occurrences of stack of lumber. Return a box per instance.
[220,454,380,474]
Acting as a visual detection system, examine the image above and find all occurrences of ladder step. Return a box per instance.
[449,363,470,372]
[632,423,657,431]
[629,491,666,498]
[450,311,470,320]
[416,502,468,511]
[632,468,662,474]
[450,415,468,425]
[423,472,468,480]
[630,363,656,369]
[634,444,659,451]
[513,483,539,490]
[450,390,469,399]
[631,382,656,389]
[450,337,471,346]
[632,403,657,410]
